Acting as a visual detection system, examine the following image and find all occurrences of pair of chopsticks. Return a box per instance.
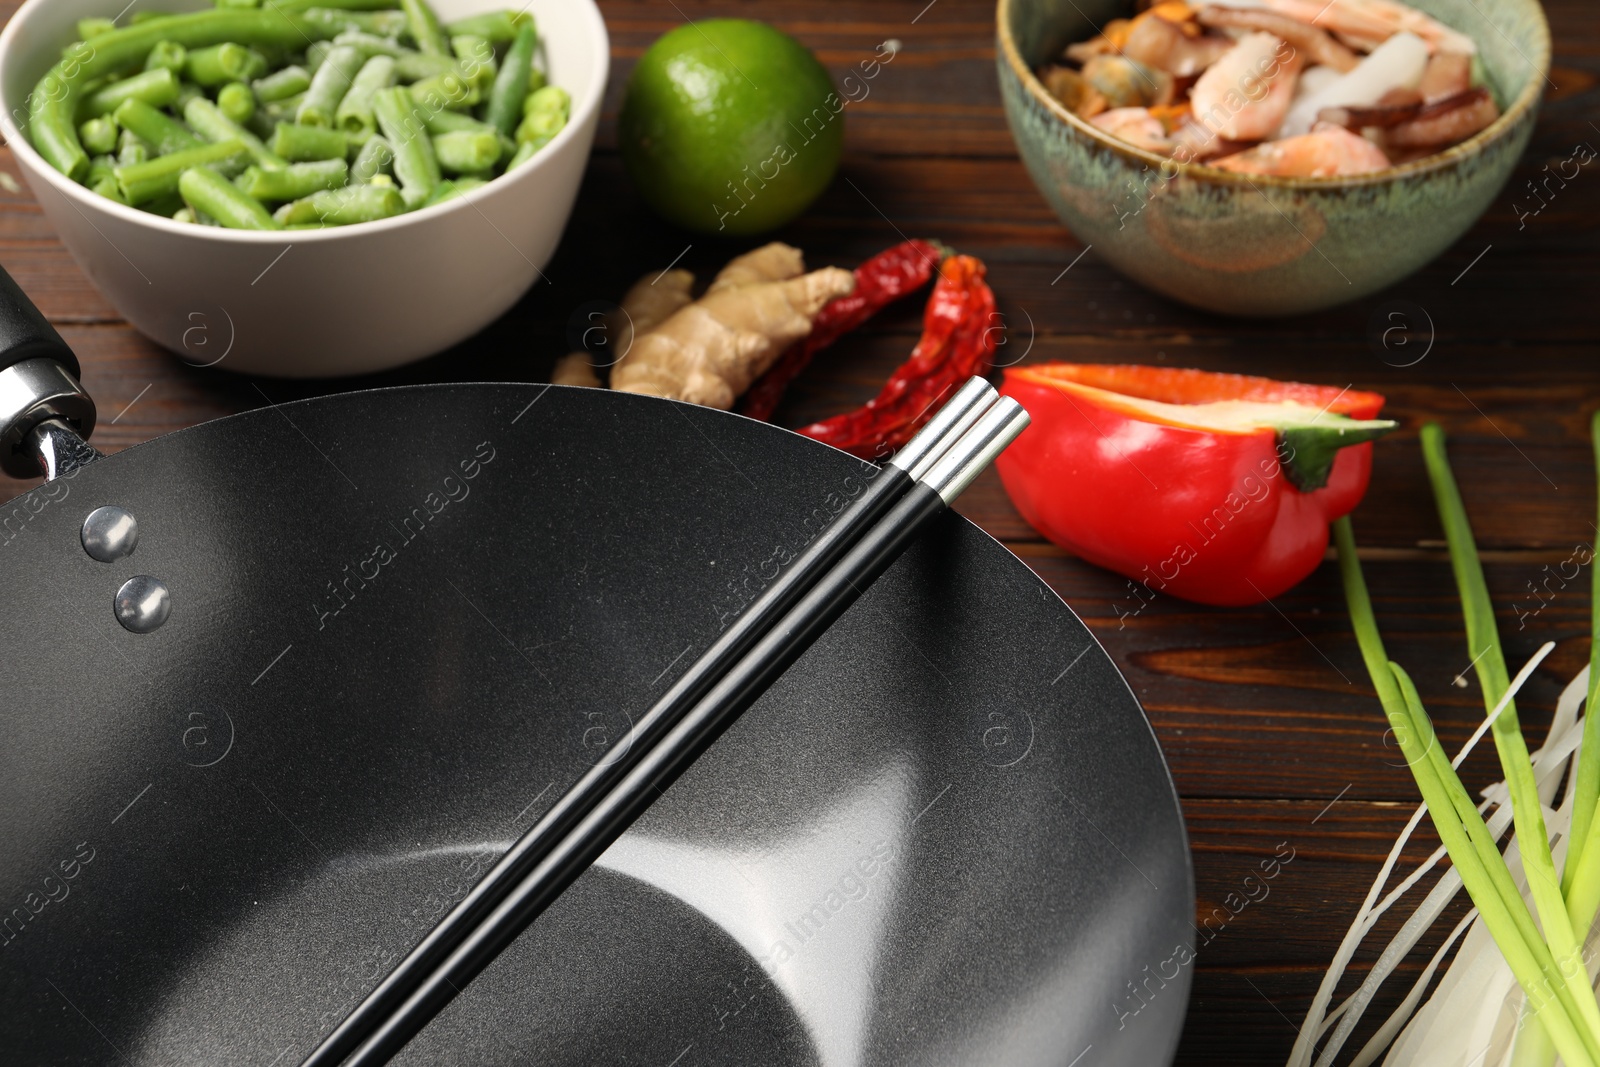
[301,377,1029,1067]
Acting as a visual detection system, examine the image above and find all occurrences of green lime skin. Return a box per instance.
[618,19,844,236]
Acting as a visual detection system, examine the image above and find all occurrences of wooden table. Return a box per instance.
[2,0,1597,1061]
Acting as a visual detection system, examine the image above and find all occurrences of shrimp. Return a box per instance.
[1252,0,1477,55]
[1091,107,1178,153]
[1196,5,1360,72]
[1210,124,1391,176]
[1190,32,1304,142]
[1123,14,1236,76]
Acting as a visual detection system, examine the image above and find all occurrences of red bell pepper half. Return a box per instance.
[996,363,1397,607]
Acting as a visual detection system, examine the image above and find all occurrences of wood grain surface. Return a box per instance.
[0,0,1596,1062]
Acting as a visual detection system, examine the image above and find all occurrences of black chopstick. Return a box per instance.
[332,395,1032,1067]
[299,377,999,1067]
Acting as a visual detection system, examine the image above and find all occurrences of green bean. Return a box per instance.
[219,82,257,124]
[175,81,207,114]
[486,21,535,137]
[297,44,364,126]
[400,0,448,56]
[515,87,569,150]
[118,129,150,167]
[526,66,547,94]
[452,34,497,94]
[410,71,478,111]
[144,192,187,217]
[424,108,496,138]
[274,183,405,225]
[443,11,530,45]
[350,135,393,181]
[372,86,437,206]
[330,30,413,59]
[306,40,333,73]
[253,64,310,102]
[86,155,125,201]
[505,137,536,170]
[335,55,395,138]
[261,91,307,124]
[180,163,276,227]
[185,97,284,168]
[427,112,515,163]
[187,43,270,87]
[392,50,457,82]
[114,99,202,155]
[217,0,264,9]
[179,165,280,228]
[300,7,408,36]
[129,11,174,25]
[78,68,181,119]
[115,139,248,204]
[235,158,348,200]
[145,40,188,75]
[269,0,405,12]
[431,129,499,173]
[172,207,198,224]
[423,177,487,206]
[87,156,117,185]
[271,121,349,161]
[79,116,119,156]
[78,18,116,41]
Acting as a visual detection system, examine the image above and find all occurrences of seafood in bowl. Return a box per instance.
[996,0,1548,314]
[1038,0,1500,178]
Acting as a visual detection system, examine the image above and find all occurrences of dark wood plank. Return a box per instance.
[0,0,1596,1062]
[1179,797,1476,1066]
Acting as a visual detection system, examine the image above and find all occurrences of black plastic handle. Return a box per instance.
[0,263,79,377]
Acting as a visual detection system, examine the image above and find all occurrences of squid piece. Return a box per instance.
[1210,124,1391,176]
[1382,87,1498,147]
[1249,0,1477,55]
[1278,30,1428,137]
[1190,32,1304,142]
[1418,50,1473,101]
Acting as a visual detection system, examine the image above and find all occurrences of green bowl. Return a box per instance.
[997,0,1549,315]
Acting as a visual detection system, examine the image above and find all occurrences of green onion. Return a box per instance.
[1335,517,1600,1067]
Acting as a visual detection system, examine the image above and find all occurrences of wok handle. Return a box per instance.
[0,264,79,377]
[0,264,98,479]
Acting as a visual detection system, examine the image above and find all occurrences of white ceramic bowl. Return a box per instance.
[0,0,607,377]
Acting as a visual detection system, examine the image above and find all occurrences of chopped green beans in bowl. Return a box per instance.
[0,0,608,376]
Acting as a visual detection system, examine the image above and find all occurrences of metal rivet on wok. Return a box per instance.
[81,505,139,563]
[114,575,170,634]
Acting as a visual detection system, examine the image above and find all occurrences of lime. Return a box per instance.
[619,19,844,236]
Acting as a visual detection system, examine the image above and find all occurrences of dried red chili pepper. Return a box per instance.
[738,239,943,422]
[794,254,998,459]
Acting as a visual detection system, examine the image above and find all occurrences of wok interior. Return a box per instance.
[0,385,1191,1065]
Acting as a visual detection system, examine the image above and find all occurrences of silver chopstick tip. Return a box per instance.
[888,376,997,479]
[921,396,1030,505]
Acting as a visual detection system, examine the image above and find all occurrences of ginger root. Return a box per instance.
[551,352,601,387]
[611,268,696,362]
[551,268,695,388]
[610,266,855,409]
[706,242,804,294]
